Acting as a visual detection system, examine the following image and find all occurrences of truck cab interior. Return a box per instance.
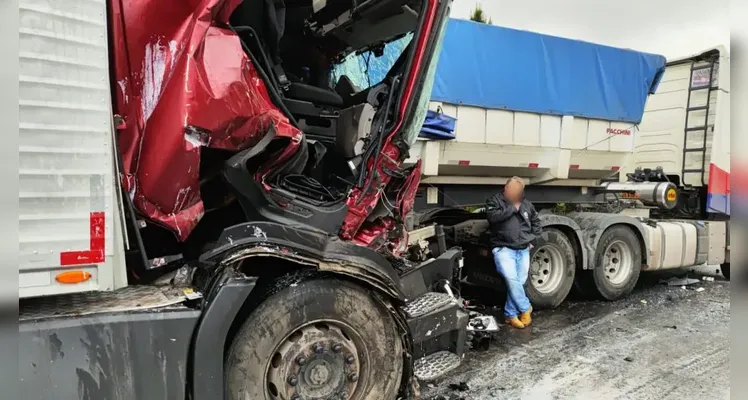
[224,0,419,196]
[211,0,425,230]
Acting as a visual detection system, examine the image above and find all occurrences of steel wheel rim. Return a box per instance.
[530,245,566,294]
[264,320,368,400]
[603,240,634,286]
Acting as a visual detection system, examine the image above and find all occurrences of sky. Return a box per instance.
[450,0,730,59]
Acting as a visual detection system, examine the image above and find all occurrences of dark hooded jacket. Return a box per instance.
[485,192,542,250]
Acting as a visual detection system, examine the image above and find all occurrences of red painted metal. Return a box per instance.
[348,161,422,254]
[110,0,301,241]
[352,218,397,248]
[708,163,730,196]
[396,160,423,219]
[60,212,106,266]
[339,0,438,240]
[528,162,539,168]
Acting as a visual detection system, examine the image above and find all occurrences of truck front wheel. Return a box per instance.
[225,278,403,400]
[525,228,576,309]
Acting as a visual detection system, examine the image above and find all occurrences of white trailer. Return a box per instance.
[405,20,730,308]
[18,0,128,299]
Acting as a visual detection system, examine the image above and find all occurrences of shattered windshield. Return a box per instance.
[331,34,413,91]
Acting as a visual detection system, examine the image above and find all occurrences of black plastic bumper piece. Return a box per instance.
[191,272,258,400]
[399,247,462,299]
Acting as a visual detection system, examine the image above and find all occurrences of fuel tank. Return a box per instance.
[600,181,678,209]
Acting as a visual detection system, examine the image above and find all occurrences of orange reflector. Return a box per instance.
[570,164,580,170]
[56,270,92,284]
[528,163,539,168]
[458,160,470,166]
[611,166,620,171]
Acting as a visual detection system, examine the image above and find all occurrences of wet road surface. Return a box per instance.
[423,274,730,400]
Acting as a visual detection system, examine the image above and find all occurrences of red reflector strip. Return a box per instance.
[611,166,620,171]
[60,212,105,266]
[570,164,580,170]
[528,163,539,168]
[458,160,470,166]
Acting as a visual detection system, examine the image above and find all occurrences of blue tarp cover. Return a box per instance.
[431,19,667,124]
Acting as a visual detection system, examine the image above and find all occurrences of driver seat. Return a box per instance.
[286,82,344,107]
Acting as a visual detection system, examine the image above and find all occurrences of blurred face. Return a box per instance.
[504,181,523,202]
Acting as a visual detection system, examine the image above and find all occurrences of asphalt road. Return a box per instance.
[423,273,730,400]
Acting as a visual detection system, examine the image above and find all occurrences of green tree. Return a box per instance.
[470,4,491,24]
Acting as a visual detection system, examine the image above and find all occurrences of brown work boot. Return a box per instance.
[519,307,533,326]
[505,317,526,329]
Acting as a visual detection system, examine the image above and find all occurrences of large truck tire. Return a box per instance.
[525,228,576,309]
[581,225,642,301]
[226,278,403,400]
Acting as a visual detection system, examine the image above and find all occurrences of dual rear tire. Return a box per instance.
[575,226,642,300]
[526,225,642,307]
[525,228,576,309]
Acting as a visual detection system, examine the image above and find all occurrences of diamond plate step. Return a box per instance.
[403,292,455,318]
[413,351,462,381]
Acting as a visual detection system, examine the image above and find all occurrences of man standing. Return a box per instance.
[486,176,542,329]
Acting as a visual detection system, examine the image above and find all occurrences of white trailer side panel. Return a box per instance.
[407,102,636,184]
[19,0,126,298]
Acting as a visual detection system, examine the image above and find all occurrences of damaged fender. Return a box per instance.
[566,212,650,270]
[191,271,258,400]
[538,214,589,270]
[200,222,406,300]
[192,222,416,399]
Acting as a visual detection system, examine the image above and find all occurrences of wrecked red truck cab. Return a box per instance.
[111,0,447,256]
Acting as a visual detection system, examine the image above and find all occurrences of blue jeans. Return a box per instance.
[492,247,531,318]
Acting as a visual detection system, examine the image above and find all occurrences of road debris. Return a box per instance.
[468,315,500,332]
[448,382,470,392]
[661,276,700,286]
[624,356,634,362]
[694,287,706,292]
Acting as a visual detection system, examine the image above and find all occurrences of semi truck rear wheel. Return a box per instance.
[225,278,403,400]
[587,226,642,300]
[525,228,576,309]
